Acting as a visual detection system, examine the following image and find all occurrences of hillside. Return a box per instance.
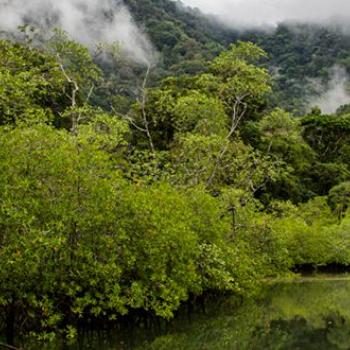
[125,0,350,113]
[125,0,237,73]
[244,24,350,113]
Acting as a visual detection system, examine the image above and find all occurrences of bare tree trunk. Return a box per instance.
[0,343,21,350]
[5,303,15,347]
[58,59,80,135]
[206,98,248,186]
[140,65,155,155]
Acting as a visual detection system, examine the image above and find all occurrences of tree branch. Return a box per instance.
[57,55,80,134]
[206,95,248,186]
[140,64,155,154]
[0,343,22,350]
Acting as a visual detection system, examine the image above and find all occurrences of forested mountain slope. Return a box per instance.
[244,24,350,112]
[125,0,237,73]
[125,0,350,113]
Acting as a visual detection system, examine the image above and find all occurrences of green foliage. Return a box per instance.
[302,113,350,163]
[124,0,233,74]
[244,23,350,113]
[1,23,350,344]
[0,123,129,337]
[298,113,350,197]
[328,182,350,220]
[47,29,102,94]
[123,2,350,114]
[0,120,257,339]
[259,108,313,168]
[206,42,271,119]
[256,109,315,202]
[170,133,277,191]
[0,40,68,125]
[172,92,227,135]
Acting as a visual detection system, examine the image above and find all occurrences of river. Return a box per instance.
[21,274,350,349]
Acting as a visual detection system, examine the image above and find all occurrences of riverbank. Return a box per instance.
[4,275,349,350]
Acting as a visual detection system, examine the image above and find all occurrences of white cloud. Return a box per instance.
[0,0,155,64]
[309,66,350,114]
[182,0,350,29]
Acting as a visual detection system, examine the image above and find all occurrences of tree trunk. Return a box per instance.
[5,304,15,346]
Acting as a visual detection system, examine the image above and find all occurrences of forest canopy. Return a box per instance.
[0,4,350,345]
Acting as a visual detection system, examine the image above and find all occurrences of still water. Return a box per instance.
[30,275,350,350]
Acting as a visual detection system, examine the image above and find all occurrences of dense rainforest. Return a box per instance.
[123,0,350,114]
[1,0,350,346]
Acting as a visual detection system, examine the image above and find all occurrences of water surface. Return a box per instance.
[27,275,350,350]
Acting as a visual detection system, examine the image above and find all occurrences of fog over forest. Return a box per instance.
[0,0,155,64]
[182,0,350,29]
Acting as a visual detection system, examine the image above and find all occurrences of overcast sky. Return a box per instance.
[182,0,350,28]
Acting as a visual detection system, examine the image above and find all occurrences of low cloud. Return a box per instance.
[0,0,155,65]
[182,0,350,30]
[309,66,350,114]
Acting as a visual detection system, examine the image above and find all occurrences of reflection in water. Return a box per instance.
[25,276,350,350]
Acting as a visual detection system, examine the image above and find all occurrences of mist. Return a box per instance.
[182,0,350,30]
[0,0,155,65]
[309,66,350,114]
